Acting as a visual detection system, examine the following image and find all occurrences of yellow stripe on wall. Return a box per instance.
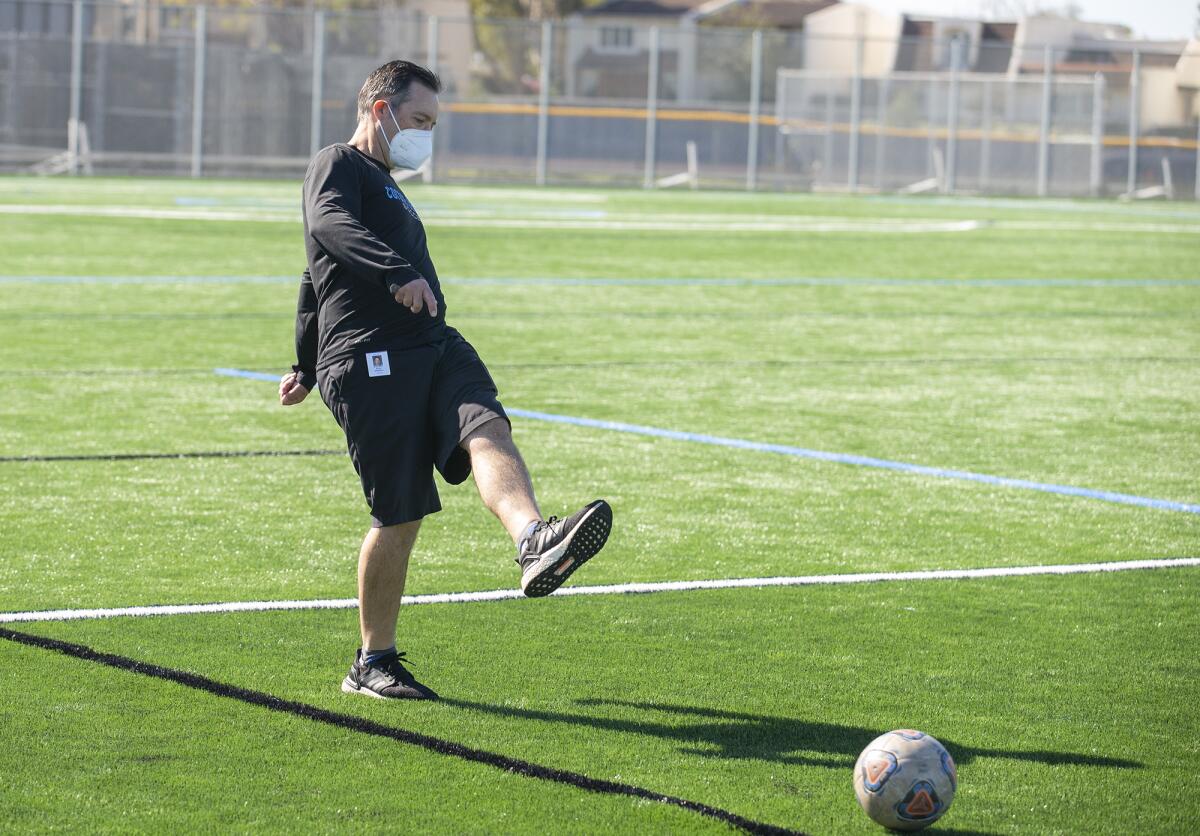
[444,101,1200,151]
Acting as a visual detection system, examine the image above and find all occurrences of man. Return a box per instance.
[278,60,612,701]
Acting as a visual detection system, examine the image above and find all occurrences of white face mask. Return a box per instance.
[377,104,432,171]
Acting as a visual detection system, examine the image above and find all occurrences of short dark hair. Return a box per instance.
[357,60,441,119]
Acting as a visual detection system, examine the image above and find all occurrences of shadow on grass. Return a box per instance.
[441,697,1141,771]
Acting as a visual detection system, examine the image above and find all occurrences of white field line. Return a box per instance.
[0,203,977,233]
[0,204,301,223]
[993,220,1200,234]
[4,202,1199,234]
[866,193,1200,220]
[407,186,610,203]
[2,557,1196,624]
[426,218,985,233]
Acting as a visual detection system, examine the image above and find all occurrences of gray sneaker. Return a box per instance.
[341,649,439,700]
[517,500,612,597]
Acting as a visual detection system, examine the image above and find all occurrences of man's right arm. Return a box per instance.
[281,269,317,406]
[292,268,318,392]
[303,148,424,294]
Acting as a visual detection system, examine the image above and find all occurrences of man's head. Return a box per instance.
[358,60,441,169]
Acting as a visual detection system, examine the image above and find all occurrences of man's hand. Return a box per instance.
[279,372,310,406]
[392,278,438,317]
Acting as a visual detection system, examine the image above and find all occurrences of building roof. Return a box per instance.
[694,0,837,29]
[580,0,834,23]
[579,0,707,17]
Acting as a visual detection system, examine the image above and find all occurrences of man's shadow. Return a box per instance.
[442,697,1141,770]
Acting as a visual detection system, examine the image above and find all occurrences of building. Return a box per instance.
[801,3,1019,76]
[564,0,836,101]
[798,4,1194,134]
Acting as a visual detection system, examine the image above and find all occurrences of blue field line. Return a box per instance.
[215,368,1199,515]
[506,409,1200,515]
[215,368,281,382]
[5,275,1200,287]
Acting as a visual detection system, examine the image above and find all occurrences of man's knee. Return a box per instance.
[376,519,423,532]
[371,519,422,545]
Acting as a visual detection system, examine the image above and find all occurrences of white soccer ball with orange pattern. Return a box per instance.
[853,729,956,831]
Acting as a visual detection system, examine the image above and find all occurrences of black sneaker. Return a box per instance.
[341,649,439,700]
[517,500,612,598]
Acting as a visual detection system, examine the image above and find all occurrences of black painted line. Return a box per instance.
[0,449,342,464]
[0,627,802,836]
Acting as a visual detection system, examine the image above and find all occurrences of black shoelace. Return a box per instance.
[375,651,414,683]
[521,516,555,549]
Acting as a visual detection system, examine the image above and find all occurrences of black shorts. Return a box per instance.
[317,328,509,527]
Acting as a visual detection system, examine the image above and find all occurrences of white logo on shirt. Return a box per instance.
[384,185,420,221]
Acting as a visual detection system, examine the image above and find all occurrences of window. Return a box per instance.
[599,26,634,51]
[935,27,979,70]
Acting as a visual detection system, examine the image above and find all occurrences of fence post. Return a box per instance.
[925,75,936,179]
[68,0,83,174]
[535,21,553,186]
[823,81,834,185]
[309,10,325,158]
[425,15,439,74]
[1195,115,1200,201]
[424,15,439,183]
[1089,72,1105,197]
[874,75,889,189]
[773,70,785,188]
[643,26,660,189]
[944,35,963,194]
[746,29,763,191]
[979,78,992,192]
[1036,43,1052,196]
[191,5,206,178]
[847,34,863,191]
[1126,48,1140,196]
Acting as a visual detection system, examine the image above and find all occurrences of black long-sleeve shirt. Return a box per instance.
[292,143,447,389]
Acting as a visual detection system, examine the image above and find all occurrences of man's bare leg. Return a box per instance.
[358,520,421,652]
[464,416,611,597]
[464,418,542,543]
[342,519,437,700]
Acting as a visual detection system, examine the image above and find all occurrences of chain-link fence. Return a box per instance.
[1,0,1197,198]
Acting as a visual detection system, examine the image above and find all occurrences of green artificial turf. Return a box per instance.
[0,175,1197,833]
[4,570,1198,833]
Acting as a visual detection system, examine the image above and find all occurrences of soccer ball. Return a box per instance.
[853,729,956,831]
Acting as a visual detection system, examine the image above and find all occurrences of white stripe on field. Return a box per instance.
[2,557,1196,624]
[428,218,985,233]
[0,204,301,223]
[0,204,981,233]
[4,201,1198,234]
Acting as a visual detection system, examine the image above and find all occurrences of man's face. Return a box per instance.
[374,82,439,137]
